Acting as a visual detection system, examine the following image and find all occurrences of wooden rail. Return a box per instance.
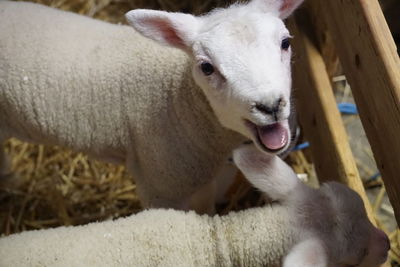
[306,0,400,224]
[287,15,376,222]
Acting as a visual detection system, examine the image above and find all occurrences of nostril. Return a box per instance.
[255,98,283,115]
[273,97,283,113]
[276,97,283,107]
[255,103,274,115]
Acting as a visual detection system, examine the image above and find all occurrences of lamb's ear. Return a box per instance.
[232,144,299,200]
[125,9,200,51]
[278,0,304,19]
[283,238,328,267]
[250,0,304,19]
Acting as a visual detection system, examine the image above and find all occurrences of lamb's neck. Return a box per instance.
[213,205,295,267]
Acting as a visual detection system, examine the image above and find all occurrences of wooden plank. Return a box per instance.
[287,15,376,223]
[309,0,400,224]
[300,3,341,77]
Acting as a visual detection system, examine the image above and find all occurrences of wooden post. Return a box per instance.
[301,2,341,77]
[287,15,376,223]
[308,0,400,224]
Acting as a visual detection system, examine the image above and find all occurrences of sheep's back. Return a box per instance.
[0,1,190,162]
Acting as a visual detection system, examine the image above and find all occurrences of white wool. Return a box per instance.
[0,1,243,208]
[0,207,292,267]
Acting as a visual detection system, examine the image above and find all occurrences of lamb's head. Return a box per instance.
[312,182,390,267]
[125,0,303,154]
[283,183,389,267]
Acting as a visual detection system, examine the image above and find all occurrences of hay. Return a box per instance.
[19,0,237,22]
[0,139,315,233]
[0,138,141,234]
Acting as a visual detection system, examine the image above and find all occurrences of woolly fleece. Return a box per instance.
[0,1,244,207]
[0,206,292,267]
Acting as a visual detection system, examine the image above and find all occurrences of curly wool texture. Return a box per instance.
[0,206,292,267]
[0,1,244,206]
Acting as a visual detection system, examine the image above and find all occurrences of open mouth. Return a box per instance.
[245,120,289,153]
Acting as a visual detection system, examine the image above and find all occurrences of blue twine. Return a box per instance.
[292,142,310,151]
[290,103,357,152]
[337,102,358,115]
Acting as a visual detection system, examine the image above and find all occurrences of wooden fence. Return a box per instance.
[289,0,400,227]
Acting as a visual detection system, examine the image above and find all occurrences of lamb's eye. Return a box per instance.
[281,38,290,50]
[200,62,214,76]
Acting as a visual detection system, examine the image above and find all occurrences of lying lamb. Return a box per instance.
[234,145,390,267]
[0,0,301,212]
[0,145,390,267]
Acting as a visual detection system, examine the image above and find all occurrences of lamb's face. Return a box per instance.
[321,183,390,267]
[191,9,293,154]
[125,0,304,155]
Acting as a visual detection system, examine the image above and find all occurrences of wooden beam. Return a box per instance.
[300,3,341,77]
[309,0,400,223]
[287,15,376,222]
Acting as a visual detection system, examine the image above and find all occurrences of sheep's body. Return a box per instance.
[0,1,243,207]
[0,206,292,267]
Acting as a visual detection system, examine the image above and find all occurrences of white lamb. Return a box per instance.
[0,145,389,267]
[0,0,301,211]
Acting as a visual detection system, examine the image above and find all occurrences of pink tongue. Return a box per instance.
[257,123,289,150]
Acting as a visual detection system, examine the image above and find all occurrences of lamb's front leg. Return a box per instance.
[132,178,190,210]
[125,143,226,213]
[134,178,217,214]
[232,144,301,201]
[128,162,208,211]
[189,179,216,215]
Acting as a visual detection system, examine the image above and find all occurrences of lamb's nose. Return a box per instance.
[255,97,283,121]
